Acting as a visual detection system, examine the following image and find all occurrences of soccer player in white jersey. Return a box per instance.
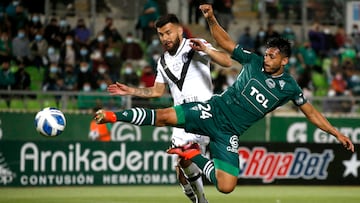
[106,14,232,203]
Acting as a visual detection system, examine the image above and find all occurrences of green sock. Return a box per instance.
[191,155,217,186]
[115,107,156,126]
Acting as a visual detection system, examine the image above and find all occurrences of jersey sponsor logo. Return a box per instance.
[294,93,306,106]
[242,79,279,114]
[238,147,334,183]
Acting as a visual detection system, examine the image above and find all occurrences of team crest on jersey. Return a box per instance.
[265,78,276,89]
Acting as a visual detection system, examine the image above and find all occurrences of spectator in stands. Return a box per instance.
[90,31,108,55]
[237,26,255,52]
[351,24,360,52]
[76,60,96,91]
[73,18,91,47]
[281,26,297,46]
[8,5,29,38]
[264,22,280,45]
[296,41,318,90]
[58,17,73,42]
[78,45,91,63]
[120,32,143,62]
[146,35,163,69]
[94,63,112,89]
[28,13,43,41]
[0,58,15,107]
[323,27,337,56]
[104,46,122,83]
[102,16,123,45]
[254,25,267,55]
[60,34,78,68]
[334,24,347,50]
[265,0,278,20]
[42,62,63,91]
[137,0,159,45]
[44,17,62,48]
[29,30,48,68]
[340,41,357,64]
[308,22,326,56]
[13,61,31,91]
[187,0,201,24]
[45,45,60,66]
[139,64,155,88]
[0,31,12,64]
[120,61,139,87]
[12,28,31,65]
[62,64,77,91]
[213,0,234,31]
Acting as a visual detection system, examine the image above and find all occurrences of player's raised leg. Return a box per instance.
[94,107,178,127]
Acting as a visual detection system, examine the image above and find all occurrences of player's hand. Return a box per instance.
[337,134,355,152]
[107,82,132,96]
[199,4,214,19]
[190,39,207,52]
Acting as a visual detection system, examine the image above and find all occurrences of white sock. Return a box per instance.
[183,163,207,203]
[180,182,197,203]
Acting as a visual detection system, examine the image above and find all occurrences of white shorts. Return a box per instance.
[171,127,210,155]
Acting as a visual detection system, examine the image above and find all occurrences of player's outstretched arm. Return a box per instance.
[199,4,236,54]
[107,82,166,98]
[299,102,355,152]
[190,38,232,67]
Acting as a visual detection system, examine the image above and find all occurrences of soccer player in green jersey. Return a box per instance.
[95,4,355,194]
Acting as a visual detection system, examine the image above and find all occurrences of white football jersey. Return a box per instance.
[155,38,213,150]
[155,38,214,105]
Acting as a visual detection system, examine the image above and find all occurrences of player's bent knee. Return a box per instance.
[216,182,236,194]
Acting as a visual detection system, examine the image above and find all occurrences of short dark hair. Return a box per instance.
[266,38,292,57]
[155,14,180,28]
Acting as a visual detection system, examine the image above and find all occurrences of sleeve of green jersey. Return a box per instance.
[231,45,254,64]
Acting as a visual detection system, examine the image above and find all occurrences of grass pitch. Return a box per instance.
[1,185,360,203]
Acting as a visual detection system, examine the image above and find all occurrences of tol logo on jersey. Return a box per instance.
[238,147,334,183]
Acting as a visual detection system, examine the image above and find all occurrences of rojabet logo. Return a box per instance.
[238,147,334,183]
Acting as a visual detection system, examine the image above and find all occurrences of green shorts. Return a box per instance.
[174,102,240,176]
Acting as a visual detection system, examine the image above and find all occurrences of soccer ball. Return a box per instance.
[34,107,66,137]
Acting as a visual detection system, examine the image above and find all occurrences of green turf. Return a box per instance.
[0,185,360,203]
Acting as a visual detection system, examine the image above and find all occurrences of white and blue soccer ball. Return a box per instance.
[35,107,66,137]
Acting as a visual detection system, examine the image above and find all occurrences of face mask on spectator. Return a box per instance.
[97,35,105,42]
[18,32,25,38]
[105,51,114,57]
[59,20,67,27]
[152,54,160,61]
[50,66,58,73]
[100,82,107,90]
[124,66,133,74]
[80,49,88,56]
[48,47,55,55]
[35,34,42,41]
[32,16,40,23]
[258,31,265,38]
[98,67,106,74]
[83,85,91,92]
[13,1,19,6]
[151,39,160,46]
[65,39,73,45]
[126,37,133,43]
[289,56,297,65]
[80,66,89,73]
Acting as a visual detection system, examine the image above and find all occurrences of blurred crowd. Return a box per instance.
[1,0,359,113]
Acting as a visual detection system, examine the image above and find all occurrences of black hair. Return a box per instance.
[155,14,180,28]
[266,38,292,57]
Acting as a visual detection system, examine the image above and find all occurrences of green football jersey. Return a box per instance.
[209,46,307,135]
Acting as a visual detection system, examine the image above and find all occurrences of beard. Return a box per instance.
[165,36,181,55]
